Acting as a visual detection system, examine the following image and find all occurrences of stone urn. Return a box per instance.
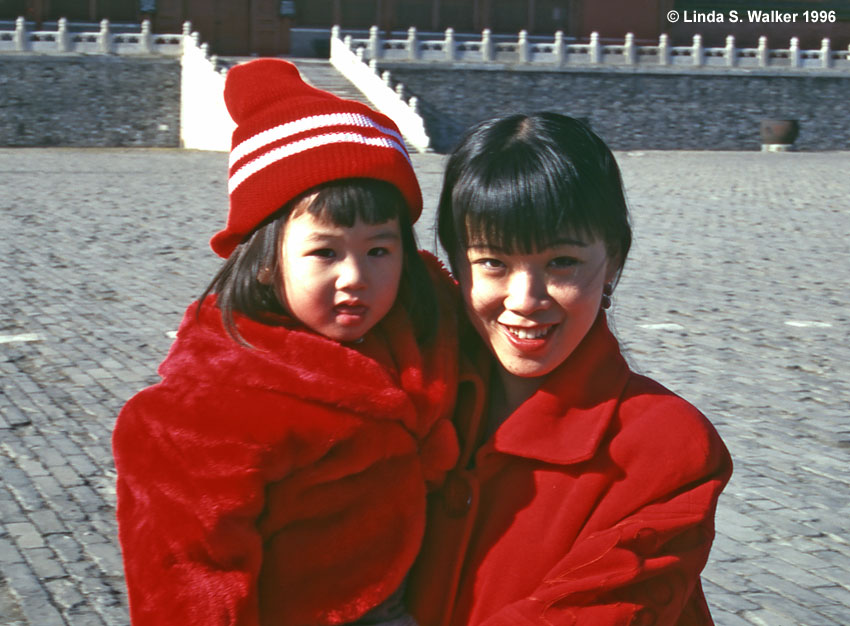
[760,119,799,151]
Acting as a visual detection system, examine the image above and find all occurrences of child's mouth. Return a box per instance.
[334,303,368,326]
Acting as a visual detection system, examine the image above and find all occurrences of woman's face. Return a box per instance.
[457,235,615,380]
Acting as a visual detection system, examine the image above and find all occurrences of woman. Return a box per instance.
[407,113,732,625]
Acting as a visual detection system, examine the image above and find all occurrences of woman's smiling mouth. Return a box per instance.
[500,323,558,352]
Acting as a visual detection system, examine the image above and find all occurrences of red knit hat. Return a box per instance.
[210,58,423,258]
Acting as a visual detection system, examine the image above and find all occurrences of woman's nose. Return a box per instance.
[504,270,550,314]
[336,255,368,290]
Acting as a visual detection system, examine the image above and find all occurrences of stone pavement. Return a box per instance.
[1,147,848,625]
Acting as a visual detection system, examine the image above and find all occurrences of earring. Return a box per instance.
[257,267,273,285]
[601,283,614,310]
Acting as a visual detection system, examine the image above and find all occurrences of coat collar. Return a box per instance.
[484,313,631,466]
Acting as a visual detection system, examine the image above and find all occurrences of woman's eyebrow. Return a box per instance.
[467,238,589,251]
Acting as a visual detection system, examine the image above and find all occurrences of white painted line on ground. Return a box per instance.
[785,320,833,328]
[638,323,685,331]
[0,333,41,344]
[166,330,178,339]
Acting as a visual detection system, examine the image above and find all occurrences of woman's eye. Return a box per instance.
[549,256,579,270]
[368,247,390,257]
[309,248,336,258]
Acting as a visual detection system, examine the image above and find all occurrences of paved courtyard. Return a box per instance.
[1,147,849,625]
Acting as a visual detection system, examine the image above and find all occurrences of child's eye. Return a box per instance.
[476,258,505,270]
[549,256,579,270]
[368,247,391,257]
[309,248,336,258]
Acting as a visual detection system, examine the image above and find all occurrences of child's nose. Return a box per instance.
[336,256,368,290]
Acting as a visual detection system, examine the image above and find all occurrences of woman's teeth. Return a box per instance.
[507,326,552,339]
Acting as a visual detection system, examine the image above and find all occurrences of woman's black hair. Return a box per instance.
[199,178,437,345]
[437,112,632,280]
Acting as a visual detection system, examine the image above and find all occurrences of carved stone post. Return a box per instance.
[518,29,529,63]
[692,34,704,67]
[14,16,27,52]
[589,31,601,64]
[57,17,70,52]
[141,19,153,54]
[445,28,455,62]
[368,25,380,60]
[725,35,736,67]
[757,36,768,67]
[407,26,418,61]
[658,33,670,66]
[790,37,800,68]
[99,19,112,54]
[554,30,565,67]
[482,28,494,62]
[624,32,636,65]
[821,37,831,69]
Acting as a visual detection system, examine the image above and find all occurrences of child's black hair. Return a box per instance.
[200,178,437,345]
[438,112,632,280]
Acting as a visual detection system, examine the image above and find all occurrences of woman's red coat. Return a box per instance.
[113,274,459,625]
[408,313,732,625]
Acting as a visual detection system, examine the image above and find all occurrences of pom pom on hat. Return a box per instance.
[210,58,422,258]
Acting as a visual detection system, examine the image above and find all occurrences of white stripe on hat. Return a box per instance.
[228,131,410,195]
[229,112,407,170]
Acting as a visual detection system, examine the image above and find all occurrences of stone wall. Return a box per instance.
[381,64,850,152]
[0,56,180,147]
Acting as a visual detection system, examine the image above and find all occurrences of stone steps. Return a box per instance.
[220,57,418,154]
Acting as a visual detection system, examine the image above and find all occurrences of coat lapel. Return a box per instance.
[490,314,630,465]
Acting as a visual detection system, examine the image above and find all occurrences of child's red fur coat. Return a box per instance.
[113,259,459,626]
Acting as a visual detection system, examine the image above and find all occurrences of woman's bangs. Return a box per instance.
[456,153,596,253]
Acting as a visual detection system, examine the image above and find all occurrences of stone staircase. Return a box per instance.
[220,57,418,154]
[293,58,419,154]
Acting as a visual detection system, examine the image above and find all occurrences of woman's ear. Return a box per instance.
[604,256,623,288]
[257,266,273,285]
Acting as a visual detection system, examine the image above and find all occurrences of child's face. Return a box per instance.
[279,206,403,343]
[456,234,615,381]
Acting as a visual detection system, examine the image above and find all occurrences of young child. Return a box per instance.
[113,59,459,626]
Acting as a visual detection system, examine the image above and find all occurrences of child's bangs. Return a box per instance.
[454,148,598,253]
[306,179,405,227]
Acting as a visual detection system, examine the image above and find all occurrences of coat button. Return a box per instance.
[442,472,473,518]
[633,528,658,556]
[631,607,657,626]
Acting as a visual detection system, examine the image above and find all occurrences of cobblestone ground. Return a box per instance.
[1,148,848,625]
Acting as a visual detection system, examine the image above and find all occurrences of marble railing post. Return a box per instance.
[141,19,153,53]
[14,16,26,51]
[482,28,494,62]
[554,30,565,66]
[589,31,601,64]
[658,33,670,66]
[368,25,380,60]
[624,33,636,65]
[692,34,704,66]
[790,37,801,68]
[57,17,70,52]
[518,29,529,63]
[758,36,768,67]
[99,19,112,54]
[444,27,455,62]
[406,26,418,61]
[821,38,831,69]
